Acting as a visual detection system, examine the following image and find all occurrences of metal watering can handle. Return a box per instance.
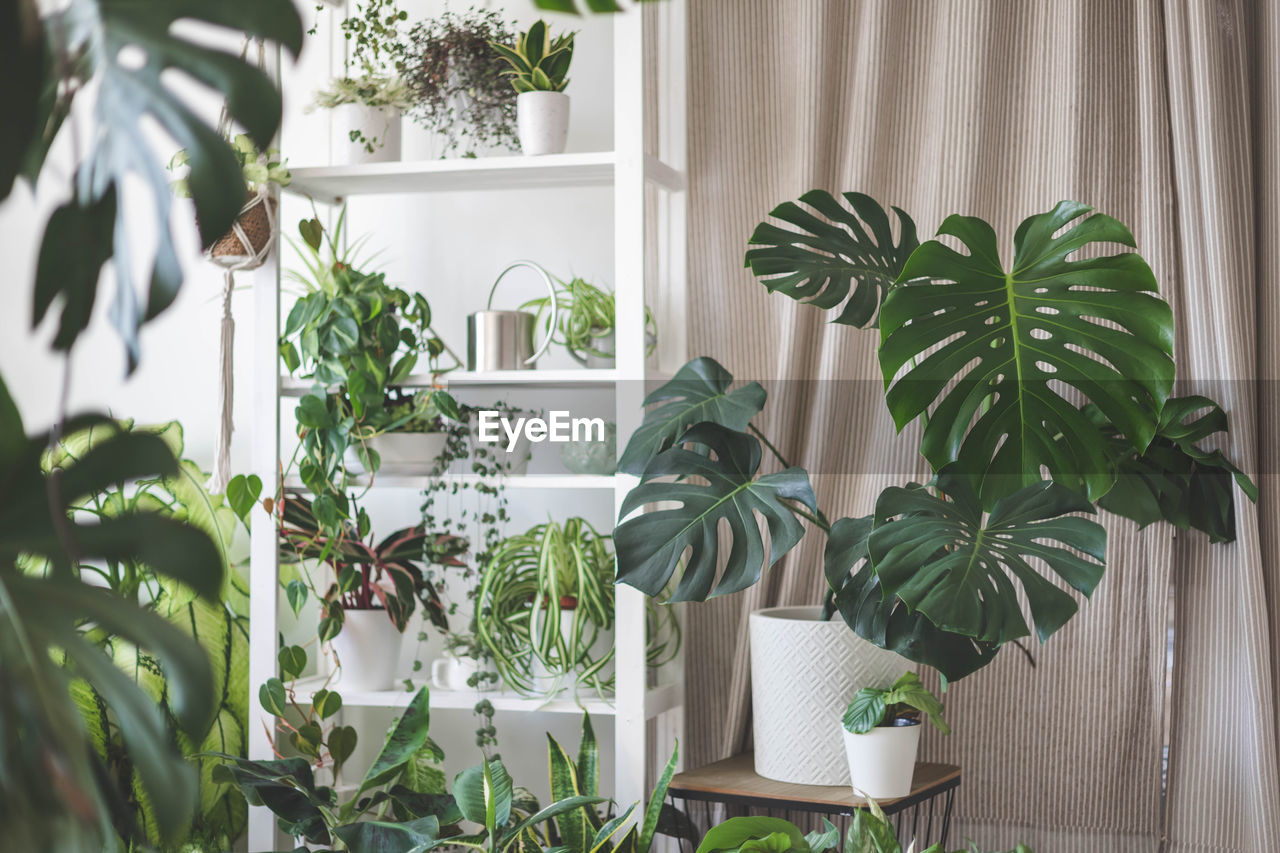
[487,261,559,366]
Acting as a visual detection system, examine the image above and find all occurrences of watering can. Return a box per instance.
[467,261,559,371]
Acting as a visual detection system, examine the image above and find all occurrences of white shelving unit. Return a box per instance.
[248,4,687,850]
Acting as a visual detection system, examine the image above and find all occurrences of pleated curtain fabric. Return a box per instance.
[682,1,1280,850]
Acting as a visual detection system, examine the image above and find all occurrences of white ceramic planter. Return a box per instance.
[344,432,448,475]
[842,721,922,799]
[749,606,905,785]
[432,653,486,691]
[330,610,403,691]
[529,606,614,696]
[517,91,570,156]
[333,104,402,165]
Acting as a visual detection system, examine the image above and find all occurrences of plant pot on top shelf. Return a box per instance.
[749,606,903,786]
[492,20,576,157]
[314,77,412,166]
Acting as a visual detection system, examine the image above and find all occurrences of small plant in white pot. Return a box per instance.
[841,671,950,799]
[348,389,453,475]
[492,19,576,156]
[313,75,414,164]
[521,274,658,368]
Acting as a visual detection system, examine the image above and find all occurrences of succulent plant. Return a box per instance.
[491,19,575,93]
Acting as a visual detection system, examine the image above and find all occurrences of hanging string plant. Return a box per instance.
[399,7,520,157]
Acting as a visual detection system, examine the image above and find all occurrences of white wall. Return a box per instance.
[0,0,623,810]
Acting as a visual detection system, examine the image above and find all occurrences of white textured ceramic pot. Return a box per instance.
[333,104,402,165]
[749,606,904,785]
[344,432,448,475]
[842,720,921,799]
[517,91,570,156]
[330,610,403,691]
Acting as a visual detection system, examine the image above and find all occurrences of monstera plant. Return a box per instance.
[615,194,1256,681]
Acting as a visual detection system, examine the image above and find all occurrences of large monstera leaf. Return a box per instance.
[33,0,303,370]
[824,517,998,681]
[879,201,1176,508]
[868,473,1106,647]
[746,191,918,328]
[1092,395,1258,543]
[615,423,817,601]
[618,357,766,475]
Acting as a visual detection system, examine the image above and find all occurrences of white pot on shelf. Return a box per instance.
[517,91,570,156]
[469,421,532,475]
[344,432,449,475]
[749,606,904,786]
[333,104,402,165]
[330,610,403,692]
[431,653,494,692]
[842,720,922,799]
[529,605,614,696]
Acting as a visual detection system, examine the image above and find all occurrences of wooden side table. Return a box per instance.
[666,754,960,850]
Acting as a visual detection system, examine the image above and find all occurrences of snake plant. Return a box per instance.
[491,19,576,93]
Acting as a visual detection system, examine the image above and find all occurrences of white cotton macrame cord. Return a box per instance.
[206,36,276,494]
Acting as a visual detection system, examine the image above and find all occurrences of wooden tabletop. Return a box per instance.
[667,753,960,813]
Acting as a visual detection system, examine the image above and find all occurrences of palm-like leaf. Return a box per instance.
[616,423,817,602]
[1091,395,1258,543]
[825,518,998,682]
[746,191,918,328]
[618,357,766,476]
[879,201,1175,508]
[868,473,1105,646]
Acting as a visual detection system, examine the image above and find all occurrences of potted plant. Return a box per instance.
[612,196,1257,784]
[468,401,538,475]
[475,517,680,697]
[170,132,290,265]
[278,491,468,691]
[521,274,658,367]
[433,625,500,693]
[400,8,520,158]
[280,212,460,531]
[492,19,576,156]
[313,75,415,164]
[347,388,452,474]
[841,671,949,799]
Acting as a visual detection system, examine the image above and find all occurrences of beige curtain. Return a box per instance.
[683,1,1280,850]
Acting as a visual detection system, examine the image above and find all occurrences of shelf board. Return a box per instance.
[285,152,684,203]
[283,473,617,490]
[292,677,617,715]
[281,370,618,396]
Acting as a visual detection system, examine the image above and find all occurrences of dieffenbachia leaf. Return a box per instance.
[616,423,817,601]
[618,357,766,476]
[825,517,998,682]
[1093,395,1258,543]
[746,191,918,328]
[868,472,1106,646]
[879,201,1176,509]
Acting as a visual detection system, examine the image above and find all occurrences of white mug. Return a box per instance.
[431,655,480,691]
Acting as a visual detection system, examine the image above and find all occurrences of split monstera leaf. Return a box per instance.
[615,195,1256,681]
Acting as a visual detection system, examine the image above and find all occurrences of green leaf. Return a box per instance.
[285,578,308,617]
[638,740,679,853]
[616,423,816,601]
[499,794,605,851]
[696,816,810,853]
[883,671,949,734]
[879,201,1176,509]
[745,191,918,328]
[299,218,323,251]
[1093,395,1257,543]
[827,520,998,681]
[869,472,1106,647]
[259,677,287,716]
[328,724,358,771]
[359,687,432,793]
[577,713,599,798]
[32,188,117,352]
[455,758,513,836]
[278,645,306,679]
[1,0,43,202]
[312,687,342,720]
[842,689,887,735]
[548,733,589,850]
[332,815,441,852]
[433,390,460,422]
[617,357,767,476]
[804,819,841,853]
[226,473,262,522]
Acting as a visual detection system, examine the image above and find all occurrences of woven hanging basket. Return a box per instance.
[207,195,278,270]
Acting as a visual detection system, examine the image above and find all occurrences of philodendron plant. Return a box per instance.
[843,672,948,736]
[614,194,1257,681]
[696,808,1031,853]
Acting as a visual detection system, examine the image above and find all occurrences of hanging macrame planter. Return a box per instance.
[205,37,278,495]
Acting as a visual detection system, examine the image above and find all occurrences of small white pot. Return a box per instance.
[330,610,403,692]
[842,721,922,799]
[432,653,489,692]
[749,606,905,785]
[333,104,402,165]
[529,606,614,696]
[517,91,570,156]
[469,422,532,475]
